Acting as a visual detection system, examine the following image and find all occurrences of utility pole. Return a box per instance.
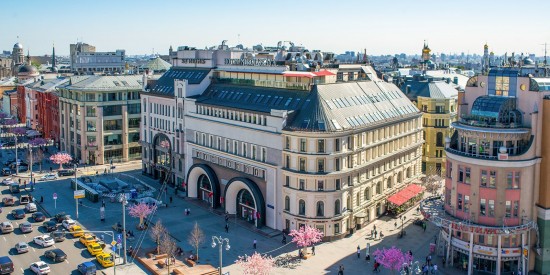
[122,197,128,264]
[29,146,33,188]
[74,164,79,219]
[15,135,18,175]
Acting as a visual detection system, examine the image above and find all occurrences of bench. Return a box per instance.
[157,260,166,268]
[174,269,185,275]
[186,259,196,267]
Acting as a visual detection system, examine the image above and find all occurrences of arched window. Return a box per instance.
[299,200,306,215]
[376,182,381,194]
[387,177,392,189]
[407,167,412,178]
[365,188,370,201]
[284,196,290,211]
[397,172,403,184]
[334,199,341,215]
[436,132,444,147]
[316,201,324,217]
[346,196,351,210]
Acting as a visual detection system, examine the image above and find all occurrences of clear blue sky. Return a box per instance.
[2,0,550,57]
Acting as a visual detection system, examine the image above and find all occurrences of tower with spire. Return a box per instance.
[482,43,490,74]
[51,43,58,72]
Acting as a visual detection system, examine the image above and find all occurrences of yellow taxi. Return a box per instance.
[79,234,96,246]
[96,253,114,267]
[87,242,103,256]
[69,225,84,237]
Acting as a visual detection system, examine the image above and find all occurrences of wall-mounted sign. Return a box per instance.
[224,58,276,66]
[181,58,208,64]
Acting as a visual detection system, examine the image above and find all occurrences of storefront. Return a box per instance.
[237,189,256,224]
[386,184,424,216]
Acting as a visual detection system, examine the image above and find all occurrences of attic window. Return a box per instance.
[318,121,326,131]
[113,81,120,86]
[301,119,310,129]
[331,119,342,130]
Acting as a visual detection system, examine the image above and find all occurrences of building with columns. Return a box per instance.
[58,75,142,164]
[438,68,550,274]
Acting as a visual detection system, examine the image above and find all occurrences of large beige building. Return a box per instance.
[58,75,142,164]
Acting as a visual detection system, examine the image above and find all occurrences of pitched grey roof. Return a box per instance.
[194,84,309,113]
[142,57,172,72]
[401,80,458,100]
[64,75,143,91]
[286,81,420,132]
[150,67,210,96]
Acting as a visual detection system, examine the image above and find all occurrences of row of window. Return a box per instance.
[450,190,520,218]
[197,105,267,126]
[448,163,521,189]
[194,132,267,163]
[60,91,139,102]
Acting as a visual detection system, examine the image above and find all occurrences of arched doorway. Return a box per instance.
[237,189,256,225]
[186,164,221,208]
[376,203,382,216]
[224,177,265,228]
[152,133,172,185]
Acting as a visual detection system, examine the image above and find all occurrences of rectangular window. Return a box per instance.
[458,166,464,182]
[317,180,324,191]
[488,171,496,188]
[233,141,238,155]
[481,170,487,187]
[299,179,305,190]
[261,148,266,162]
[285,137,290,150]
[479,235,485,244]
[505,201,512,217]
[285,176,289,187]
[317,139,325,153]
[335,138,340,152]
[464,195,470,213]
[334,223,340,234]
[317,159,325,173]
[513,201,519,217]
[508,171,521,189]
[299,158,306,172]
[465,167,471,184]
[457,193,463,210]
[300,139,306,152]
[242,143,247,157]
[488,200,495,217]
[252,146,257,160]
[335,179,341,190]
[335,158,341,171]
[446,161,453,178]
[480,199,486,216]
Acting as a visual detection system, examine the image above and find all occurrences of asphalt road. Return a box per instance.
[0,178,110,274]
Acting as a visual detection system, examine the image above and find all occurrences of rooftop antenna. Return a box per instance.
[541,43,547,66]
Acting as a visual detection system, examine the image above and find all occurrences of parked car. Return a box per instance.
[1,178,14,185]
[44,249,67,262]
[86,242,103,256]
[0,222,14,234]
[95,253,114,268]
[1,168,11,176]
[33,235,55,247]
[42,221,57,232]
[9,183,20,194]
[2,197,15,207]
[19,194,30,205]
[29,261,50,274]
[19,222,33,233]
[57,169,75,177]
[77,261,97,275]
[62,219,76,230]
[40,174,58,181]
[53,212,70,223]
[79,234,97,246]
[25,203,37,213]
[15,242,29,254]
[49,231,65,242]
[0,256,14,274]
[11,209,26,219]
[32,212,46,222]
[69,225,84,237]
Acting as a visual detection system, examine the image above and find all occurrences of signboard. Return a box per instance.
[111,241,117,246]
[73,190,85,199]
[117,234,122,244]
[498,153,509,160]
[53,193,57,200]
[224,58,277,66]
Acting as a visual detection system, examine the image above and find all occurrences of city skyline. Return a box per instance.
[3,0,550,57]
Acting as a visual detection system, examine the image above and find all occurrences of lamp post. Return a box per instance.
[29,145,33,189]
[14,135,18,175]
[121,197,128,265]
[211,236,230,275]
[74,163,79,220]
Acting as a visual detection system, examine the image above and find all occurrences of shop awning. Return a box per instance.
[387,184,424,206]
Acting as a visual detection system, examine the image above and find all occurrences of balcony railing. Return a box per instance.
[215,78,311,91]
[446,147,498,160]
[457,116,524,129]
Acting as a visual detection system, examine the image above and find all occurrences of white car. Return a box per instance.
[40,174,58,181]
[2,178,14,185]
[30,261,50,274]
[25,203,38,213]
[62,219,76,230]
[15,241,29,254]
[33,235,55,247]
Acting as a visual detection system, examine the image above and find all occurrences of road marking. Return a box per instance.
[15,222,18,226]
[32,247,35,252]
[53,245,56,248]
[2,236,5,242]
[65,259,70,264]
[24,234,27,238]
[20,268,23,273]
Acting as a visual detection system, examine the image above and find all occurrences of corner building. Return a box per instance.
[443,68,550,274]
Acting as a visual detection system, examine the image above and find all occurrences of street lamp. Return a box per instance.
[400,215,406,237]
[28,145,33,190]
[121,197,128,265]
[74,163,79,220]
[212,236,230,275]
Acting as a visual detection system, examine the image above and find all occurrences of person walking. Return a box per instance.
[394,221,398,229]
[379,231,384,239]
[423,222,427,232]
[433,263,438,274]
[253,239,257,249]
[225,223,229,233]
[365,253,370,262]
[312,245,316,255]
[225,213,229,223]
[357,245,361,259]
[169,196,173,204]
[338,265,344,275]
[102,199,106,208]
[282,233,287,244]
[373,261,380,272]
[40,196,43,203]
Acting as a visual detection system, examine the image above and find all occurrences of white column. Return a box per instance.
[521,232,526,274]
[468,233,474,275]
[497,235,501,275]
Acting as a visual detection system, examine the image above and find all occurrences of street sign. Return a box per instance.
[53,193,57,200]
[117,243,122,249]
[117,234,122,244]
[73,190,85,199]
[111,241,117,246]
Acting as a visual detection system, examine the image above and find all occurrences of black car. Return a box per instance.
[42,221,57,232]
[32,212,46,222]
[57,169,75,177]
[44,248,67,262]
[0,256,14,274]
[53,212,71,223]
[11,209,25,219]
[49,231,65,242]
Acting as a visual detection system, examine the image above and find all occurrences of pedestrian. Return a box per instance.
[79,199,83,206]
[104,168,107,174]
[18,179,21,184]
[225,223,229,233]
[338,265,344,275]
[169,196,173,204]
[225,213,229,223]
[50,167,52,172]
[282,234,287,244]
[357,245,361,259]
[373,224,377,231]
[370,229,374,238]
[373,261,380,272]
[366,253,370,262]
[40,196,43,203]
[96,170,98,176]
[428,254,432,265]
[253,239,257,249]
[374,230,378,239]
[102,199,105,208]
[433,263,438,274]
[394,221,397,229]
[311,245,316,255]
[423,222,427,232]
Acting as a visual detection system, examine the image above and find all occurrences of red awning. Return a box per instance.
[387,184,424,206]
[282,70,335,78]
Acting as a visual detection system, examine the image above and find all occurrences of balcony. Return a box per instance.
[457,116,524,129]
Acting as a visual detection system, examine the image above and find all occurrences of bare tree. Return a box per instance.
[149,220,166,255]
[423,165,443,195]
[160,231,178,274]
[188,222,204,261]
[26,149,44,173]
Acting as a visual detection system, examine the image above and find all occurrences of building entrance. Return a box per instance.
[198,175,213,206]
[237,189,256,225]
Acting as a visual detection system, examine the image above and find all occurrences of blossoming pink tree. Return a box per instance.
[372,246,412,274]
[289,225,324,255]
[235,252,274,275]
[49,153,73,169]
[128,202,157,228]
